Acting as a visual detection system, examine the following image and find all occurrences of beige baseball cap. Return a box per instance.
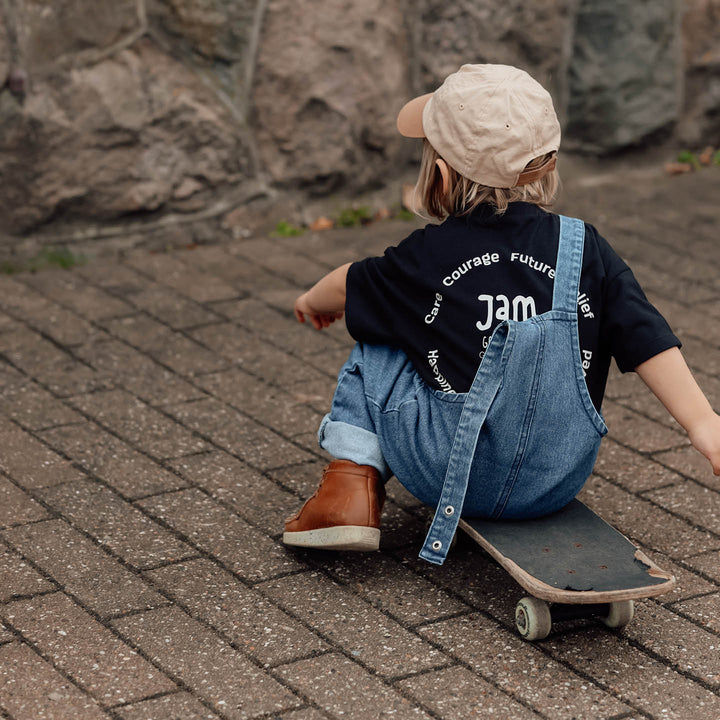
[397,64,561,188]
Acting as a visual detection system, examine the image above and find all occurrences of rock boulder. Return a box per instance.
[565,0,681,152]
[253,0,409,195]
[0,38,251,233]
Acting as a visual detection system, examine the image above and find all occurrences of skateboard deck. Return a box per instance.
[458,499,676,639]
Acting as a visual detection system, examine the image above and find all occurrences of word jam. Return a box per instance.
[476,294,537,331]
[442,253,500,286]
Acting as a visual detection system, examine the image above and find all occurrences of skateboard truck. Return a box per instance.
[515,596,635,641]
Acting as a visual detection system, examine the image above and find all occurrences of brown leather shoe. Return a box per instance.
[283,460,385,551]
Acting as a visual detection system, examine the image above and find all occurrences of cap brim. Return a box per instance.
[396,92,433,138]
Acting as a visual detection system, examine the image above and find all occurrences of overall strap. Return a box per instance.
[552,215,586,313]
[419,321,510,565]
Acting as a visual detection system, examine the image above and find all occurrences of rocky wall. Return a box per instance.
[0,0,717,239]
[566,0,682,153]
[679,0,720,145]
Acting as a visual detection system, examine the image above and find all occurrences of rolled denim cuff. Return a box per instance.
[318,415,392,481]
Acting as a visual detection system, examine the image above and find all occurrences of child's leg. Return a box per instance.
[283,344,401,551]
[317,343,393,480]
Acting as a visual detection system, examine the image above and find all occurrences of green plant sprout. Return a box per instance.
[29,248,87,271]
[0,247,87,275]
[677,150,701,170]
[336,206,371,228]
[271,220,305,237]
[396,206,415,221]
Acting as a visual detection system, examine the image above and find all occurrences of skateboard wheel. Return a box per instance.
[602,600,634,628]
[515,597,552,641]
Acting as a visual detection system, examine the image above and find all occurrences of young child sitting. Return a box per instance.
[284,64,720,564]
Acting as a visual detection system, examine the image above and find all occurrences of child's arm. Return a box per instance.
[294,263,351,330]
[635,347,720,475]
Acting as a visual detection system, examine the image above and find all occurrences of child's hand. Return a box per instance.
[688,412,720,476]
[294,292,344,331]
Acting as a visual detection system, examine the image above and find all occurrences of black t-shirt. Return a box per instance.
[345,202,680,410]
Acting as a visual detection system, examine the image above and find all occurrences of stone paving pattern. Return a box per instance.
[0,160,719,719]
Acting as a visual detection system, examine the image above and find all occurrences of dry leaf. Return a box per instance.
[664,162,693,175]
[699,146,715,165]
[310,216,334,231]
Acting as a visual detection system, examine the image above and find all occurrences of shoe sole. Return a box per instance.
[283,525,380,551]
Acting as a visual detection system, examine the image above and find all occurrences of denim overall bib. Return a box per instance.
[319,215,608,565]
[420,215,607,563]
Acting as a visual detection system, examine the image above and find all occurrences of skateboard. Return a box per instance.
[458,499,676,640]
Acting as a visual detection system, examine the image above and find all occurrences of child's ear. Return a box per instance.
[435,158,450,196]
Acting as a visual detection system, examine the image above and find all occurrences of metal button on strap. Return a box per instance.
[432,540,442,551]
[444,505,455,516]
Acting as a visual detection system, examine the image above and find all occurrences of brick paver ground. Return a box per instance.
[0,155,719,719]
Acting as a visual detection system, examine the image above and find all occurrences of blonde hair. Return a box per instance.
[413,140,559,220]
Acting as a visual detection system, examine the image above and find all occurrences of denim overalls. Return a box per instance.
[319,215,608,565]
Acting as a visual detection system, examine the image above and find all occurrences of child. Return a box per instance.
[284,64,720,565]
